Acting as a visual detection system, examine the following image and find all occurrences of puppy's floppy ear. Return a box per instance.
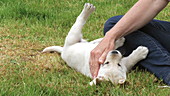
[89,78,97,86]
[89,77,103,86]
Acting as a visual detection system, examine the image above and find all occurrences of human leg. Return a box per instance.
[103,16,170,85]
[140,20,170,52]
[124,31,170,85]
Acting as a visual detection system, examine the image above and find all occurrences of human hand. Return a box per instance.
[89,34,116,78]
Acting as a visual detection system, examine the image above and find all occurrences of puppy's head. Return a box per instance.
[90,50,126,86]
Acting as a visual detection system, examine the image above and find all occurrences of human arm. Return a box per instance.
[90,0,169,78]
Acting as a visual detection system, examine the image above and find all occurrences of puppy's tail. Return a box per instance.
[42,46,63,53]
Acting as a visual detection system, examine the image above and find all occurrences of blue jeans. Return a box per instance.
[104,15,170,85]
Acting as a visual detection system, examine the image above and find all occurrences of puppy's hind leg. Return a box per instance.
[64,3,95,47]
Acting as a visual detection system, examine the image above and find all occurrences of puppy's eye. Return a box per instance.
[105,62,109,64]
[118,63,121,66]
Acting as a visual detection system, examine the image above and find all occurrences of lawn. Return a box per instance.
[0,0,170,95]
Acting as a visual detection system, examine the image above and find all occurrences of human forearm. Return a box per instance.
[106,0,168,40]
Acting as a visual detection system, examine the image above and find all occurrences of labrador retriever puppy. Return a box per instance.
[42,3,149,85]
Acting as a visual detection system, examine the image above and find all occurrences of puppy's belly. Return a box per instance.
[62,43,96,77]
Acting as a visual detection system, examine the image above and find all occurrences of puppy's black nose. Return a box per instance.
[111,50,118,54]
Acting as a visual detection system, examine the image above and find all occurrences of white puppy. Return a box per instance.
[42,3,149,85]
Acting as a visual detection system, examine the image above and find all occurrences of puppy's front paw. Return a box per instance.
[135,46,149,59]
[115,37,125,49]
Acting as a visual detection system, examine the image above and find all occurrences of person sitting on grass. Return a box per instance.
[90,0,170,85]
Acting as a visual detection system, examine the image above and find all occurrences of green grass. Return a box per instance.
[0,0,170,95]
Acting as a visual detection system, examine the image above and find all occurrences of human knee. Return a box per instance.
[103,15,123,35]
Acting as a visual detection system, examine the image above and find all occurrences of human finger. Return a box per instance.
[90,49,102,78]
[98,50,108,64]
